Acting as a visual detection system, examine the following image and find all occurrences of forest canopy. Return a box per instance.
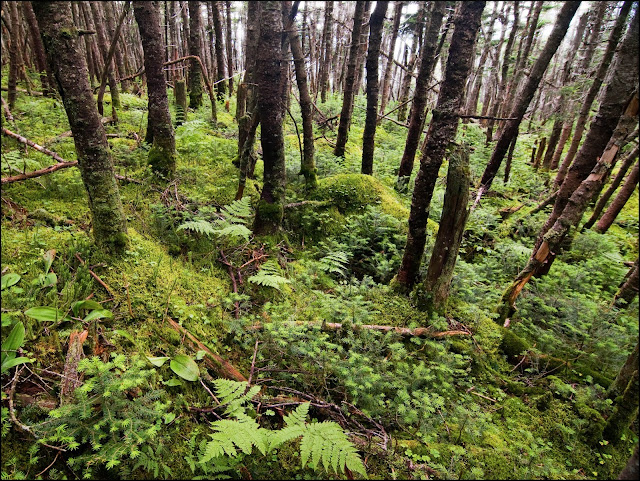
[1,1,638,479]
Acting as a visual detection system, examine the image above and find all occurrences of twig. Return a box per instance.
[247,339,260,386]
[74,253,114,297]
[199,378,220,404]
[457,113,518,121]
[285,106,303,168]
[1,95,15,122]
[35,451,60,478]
[218,250,239,319]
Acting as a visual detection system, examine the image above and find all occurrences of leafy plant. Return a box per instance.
[1,321,32,374]
[248,259,291,291]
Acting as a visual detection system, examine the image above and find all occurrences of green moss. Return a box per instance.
[148,142,177,179]
[500,329,530,362]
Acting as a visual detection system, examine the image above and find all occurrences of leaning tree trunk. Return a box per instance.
[424,145,471,310]
[613,260,639,309]
[594,160,639,234]
[133,1,176,180]
[33,1,127,254]
[474,1,580,206]
[395,1,485,291]
[378,1,403,117]
[396,1,447,191]
[603,340,639,443]
[583,145,639,231]
[211,1,226,99]
[188,1,204,109]
[285,1,317,191]
[333,0,366,157]
[253,1,286,235]
[554,1,633,190]
[361,1,389,175]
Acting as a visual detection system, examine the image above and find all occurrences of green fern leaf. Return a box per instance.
[177,220,217,236]
[247,260,290,291]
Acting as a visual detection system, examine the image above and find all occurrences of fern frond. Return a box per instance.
[199,417,268,463]
[247,260,290,291]
[177,220,217,236]
[220,197,252,225]
[319,251,350,278]
[300,422,366,476]
[212,224,252,242]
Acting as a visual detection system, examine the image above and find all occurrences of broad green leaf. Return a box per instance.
[72,300,103,317]
[1,357,32,372]
[170,354,200,381]
[1,312,17,327]
[195,350,206,360]
[24,307,68,323]
[43,273,57,288]
[163,378,183,387]
[113,330,135,343]
[1,273,21,290]
[146,356,170,367]
[83,309,114,322]
[1,321,25,354]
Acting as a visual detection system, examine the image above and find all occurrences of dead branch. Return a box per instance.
[2,127,68,163]
[1,86,43,96]
[75,253,115,297]
[166,317,248,382]
[48,116,114,141]
[218,250,240,319]
[2,95,14,122]
[249,321,471,338]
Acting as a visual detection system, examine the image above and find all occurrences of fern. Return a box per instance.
[248,260,290,291]
[212,379,261,416]
[178,198,253,242]
[177,220,218,236]
[319,250,350,278]
[218,197,252,226]
[200,414,269,463]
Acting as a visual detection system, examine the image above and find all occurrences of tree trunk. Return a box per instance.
[22,1,54,96]
[541,120,563,170]
[379,1,403,117]
[533,136,546,170]
[424,145,471,310]
[318,1,334,103]
[619,444,640,480]
[475,1,581,205]
[7,1,19,110]
[603,345,639,443]
[225,1,234,95]
[583,145,639,231]
[188,1,203,109]
[285,0,316,191]
[549,122,573,170]
[396,1,426,123]
[175,79,188,125]
[211,1,226,99]
[253,1,286,235]
[395,1,447,190]
[361,1,388,175]
[133,1,176,180]
[103,1,129,92]
[594,161,639,234]
[333,1,367,157]
[90,1,121,112]
[33,1,127,254]
[554,1,633,190]
[395,1,485,291]
[613,259,639,309]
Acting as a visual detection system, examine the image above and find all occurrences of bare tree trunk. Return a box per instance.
[396,1,446,190]
[395,1,485,291]
[361,1,389,175]
[318,1,334,103]
[594,161,639,234]
[379,1,403,116]
[475,1,581,206]
[133,1,176,179]
[103,1,129,92]
[253,1,286,235]
[333,0,367,157]
[583,145,639,231]
[188,1,203,109]
[396,1,426,122]
[7,1,19,110]
[211,1,226,99]
[225,0,234,95]
[22,1,54,96]
[90,1,121,112]
[33,1,127,254]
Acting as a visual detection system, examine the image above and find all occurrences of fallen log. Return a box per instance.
[249,321,471,338]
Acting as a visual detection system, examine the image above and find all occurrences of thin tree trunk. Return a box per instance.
[225,0,234,95]
[395,1,485,291]
[583,145,639,231]
[211,1,226,99]
[22,2,54,96]
[188,1,203,109]
[613,261,639,309]
[33,1,127,254]
[133,1,176,180]
[396,1,426,122]
[379,1,403,117]
[253,1,286,235]
[104,1,129,92]
[7,1,19,110]
[396,1,446,190]
[90,1,121,113]
[333,1,366,157]
[619,444,640,480]
[361,1,389,175]
[318,1,334,103]
[603,348,639,443]
[594,161,639,234]
[475,1,581,206]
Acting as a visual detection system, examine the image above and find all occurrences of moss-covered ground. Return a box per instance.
[1,76,638,479]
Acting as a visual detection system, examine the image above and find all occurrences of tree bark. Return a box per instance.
[103,1,129,92]
[22,1,54,96]
[90,1,121,113]
[253,1,286,235]
[175,79,188,124]
[583,145,639,231]
[361,1,389,175]
[613,259,639,309]
[424,145,471,310]
[33,1,127,254]
[225,1,234,95]
[594,161,639,234]
[333,1,366,157]
[475,1,581,206]
[396,1,426,122]
[395,1,447,190]
[211,1,226,99]
[619,444,640,480]
[318,1,334,103]
[7,1,20,110]
[188,1,203,109]
[395,1,485,291]
[133,1,176,180]
[379,1,403,117]
[603,344,639,443]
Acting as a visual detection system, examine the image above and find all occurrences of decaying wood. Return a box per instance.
[249,321,471,338]
[60,330,88,403]
[166,317,248,382]
[2,96,15,122]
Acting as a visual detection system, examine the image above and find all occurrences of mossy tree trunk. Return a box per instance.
[133,1,177,180]
[225,1,234,95]
[253,1,286,235]
[613,259,639,309]
[619,444,640,480]
[7,1,19,110]
[333,1,366,157]
[211,1,226,100]
[188,1,203,109]
[396,1,446,191]
[395,1,485,291]
[475,1,580,204]
[360,0,388,176]
[423,146,471,310]
[285,1,317,192]
[90,1,120,112]
[34,1,127,254]
[175,80,188,125]
[594,161,639,234]
[608,343,639,401]
[603,343,639,443]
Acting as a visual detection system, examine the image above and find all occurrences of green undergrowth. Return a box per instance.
[2,77,638,480]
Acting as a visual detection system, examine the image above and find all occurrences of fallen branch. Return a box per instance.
[166,317,248,382]
[457,113,518,121]
[1,86,43,96]
[2,127,67,163]
[2,95,14,122]
[249,321,471,338]
[2,161,77,185]
[75,254,115,297]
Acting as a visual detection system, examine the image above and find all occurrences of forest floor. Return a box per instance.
[1,85,638,480]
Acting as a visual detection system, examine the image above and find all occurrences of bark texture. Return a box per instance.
[594,161,639,234]
[188,1,203,109]
[613,258,639,309]
[33,1,127,254]
[395,1,485,290]
[133,1,176,179]
[211,1,226,99]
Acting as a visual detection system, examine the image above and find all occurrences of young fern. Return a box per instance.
[248,260,291,291]
[319,250,351,278]
[177,197,253,242]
